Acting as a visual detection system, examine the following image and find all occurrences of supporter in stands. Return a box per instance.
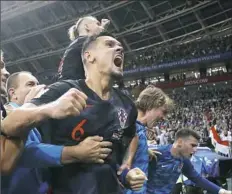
[125,85,174,194]
[58,16,110,80]
[1,71,113,194]
[126,35,232,70]
[147,129,232,194]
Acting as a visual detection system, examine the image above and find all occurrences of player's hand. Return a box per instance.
[49,88,87,119]
[24,85,47,103]
[101,18,110,28]
[126,167,147,191]
[77,136,112,164]
[219,189,232,194]
[148,149,162,161]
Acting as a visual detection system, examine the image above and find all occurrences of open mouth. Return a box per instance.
[114,56,123,68]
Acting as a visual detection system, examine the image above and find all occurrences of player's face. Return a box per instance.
[11,73,39,105]
[1,60,10,95]
[91,36,124,80]
[146,106,167,128]
[179,136,198,158]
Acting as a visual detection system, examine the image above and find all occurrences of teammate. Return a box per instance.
[125,85,174,194]
[147,129,232,194]
[58,16,110,80]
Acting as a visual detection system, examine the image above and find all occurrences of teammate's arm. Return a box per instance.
[1,86,87,138]
[0,135,24,174]
[183,159,231,194]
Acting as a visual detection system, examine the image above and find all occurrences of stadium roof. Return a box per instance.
[1,0,232,83]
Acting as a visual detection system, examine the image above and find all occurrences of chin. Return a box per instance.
[111,72,123,80]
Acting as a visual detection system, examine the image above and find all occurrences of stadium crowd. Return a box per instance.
[145,84,232,146]
[1,15,232,194]
[125,34,232,70]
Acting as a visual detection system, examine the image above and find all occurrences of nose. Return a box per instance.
[2,68,10,78]
[116,46,124,55]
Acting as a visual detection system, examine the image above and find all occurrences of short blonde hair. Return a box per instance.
[68,16,96,41]
[135,85,174,112]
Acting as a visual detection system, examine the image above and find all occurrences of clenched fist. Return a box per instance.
[101,18,110,28]
[24,85,47,103]
[126,167,147,191]
[49,88,87,119]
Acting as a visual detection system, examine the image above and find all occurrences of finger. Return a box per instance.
[72,100,85,113]
[130,183,144,189]
[75,95,87,108]
[69,90,85,103]
[153,150,162,155]
[89,136,103,142]
[70,107,80,116]
[94,159,104,164]
[34,85,46,94]
[69,90,87,108]
[131,185,143,191]
[99,148,112,154]
[132,174,147,181]
[100,141,113,148]
[35,88,49,98]
[70,88,87,100]
[130,179,146,185]
[99,154,108,159]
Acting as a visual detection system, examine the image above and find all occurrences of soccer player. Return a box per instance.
[21,33,147,194]
[1,71,113,194]
[125,85,174,194]
[58,16,110,80]
[147,129,232,194]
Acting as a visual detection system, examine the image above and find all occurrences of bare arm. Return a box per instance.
[0,135,24,174]
[1,103,53,138]
[123,135,139,168]
[1,87,88,138]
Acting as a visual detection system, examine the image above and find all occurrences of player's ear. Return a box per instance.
[177,138,183,147]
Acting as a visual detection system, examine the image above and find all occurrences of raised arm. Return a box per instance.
[1,88,87,138]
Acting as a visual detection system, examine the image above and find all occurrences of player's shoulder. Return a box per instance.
[113,87,135,107]
[136,121,145,132]
[48,79,82,95]
[155,144,172,154]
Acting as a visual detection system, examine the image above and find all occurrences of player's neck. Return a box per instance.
[137,110,147,126]
[85,76,112,100]
[170,143,181,158]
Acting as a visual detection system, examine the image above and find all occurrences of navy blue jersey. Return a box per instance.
[30,79,137,194]
[58,37,86,80]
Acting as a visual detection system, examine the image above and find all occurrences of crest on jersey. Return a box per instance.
[117,108,128,128]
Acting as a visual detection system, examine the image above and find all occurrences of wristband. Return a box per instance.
[118,167,130,188]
